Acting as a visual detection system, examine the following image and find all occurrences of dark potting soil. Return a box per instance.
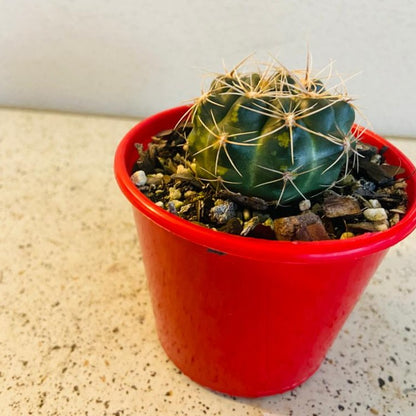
[130,123,409,241]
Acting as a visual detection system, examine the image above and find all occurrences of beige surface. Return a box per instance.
[1,108,415,415]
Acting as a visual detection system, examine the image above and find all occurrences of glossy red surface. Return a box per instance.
[115,106,416,397]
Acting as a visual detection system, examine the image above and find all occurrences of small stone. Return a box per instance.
[299,199,311,211]
[146,174,164,186]
[163,175,172,184]
[155,201,164,208]
[374,221,389,231]
[209,199,238,225]
[263,217,274,228]
[274,212,329,241]
[219,218,243,235]
[340,232,355,239]
[172,165,195,181]
[368,199,382,208]
[243,208,251,221]
[130,170,147,186]
[354,179,377,197]
[389,213,401,227]
[171,200,184,210]
[390,205,406,215]
[240,216,275,239]
[296,222,330,241]
[347,221,389,232]
[241,216,260,236]
[167,200,184,214]
[347,222,378,232]
[394,180,407,190]
[168,187,182,201]
[370,154,382,164]
[363,208,388,222]
[339,174,356,187]
[176,164,187,174]
[323,192,361,218]
[178,203,192,215]
[184,190,197,198]
[167,201,178,214]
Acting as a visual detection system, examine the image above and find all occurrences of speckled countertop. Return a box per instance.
[1,108,415,416]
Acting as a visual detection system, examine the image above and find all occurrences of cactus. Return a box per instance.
[186,58,357,204]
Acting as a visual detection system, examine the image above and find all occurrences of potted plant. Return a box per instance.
[114,57,416,397]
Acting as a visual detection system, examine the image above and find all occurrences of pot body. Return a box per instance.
[115,106,416,397]
[134,208,386,396]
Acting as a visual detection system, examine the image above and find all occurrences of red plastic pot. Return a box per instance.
[114,105,416,397]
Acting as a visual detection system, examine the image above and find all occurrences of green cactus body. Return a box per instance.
[186,64,356,204]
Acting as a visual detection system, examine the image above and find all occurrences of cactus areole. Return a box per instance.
[186,63,356,204]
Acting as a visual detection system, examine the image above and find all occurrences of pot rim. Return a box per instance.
[114,105,416,262]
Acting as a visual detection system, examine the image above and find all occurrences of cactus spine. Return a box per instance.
[186,58,356,204]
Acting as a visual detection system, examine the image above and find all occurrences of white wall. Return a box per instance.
[1,0,415,136]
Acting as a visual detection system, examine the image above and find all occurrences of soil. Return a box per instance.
[130,123,409,241]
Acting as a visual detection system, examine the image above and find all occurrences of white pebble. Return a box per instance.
[299,199,311,211]
[363,208,388,222]
[131,170,147,186]
[368,199,382,208]
[370,154,382,164]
